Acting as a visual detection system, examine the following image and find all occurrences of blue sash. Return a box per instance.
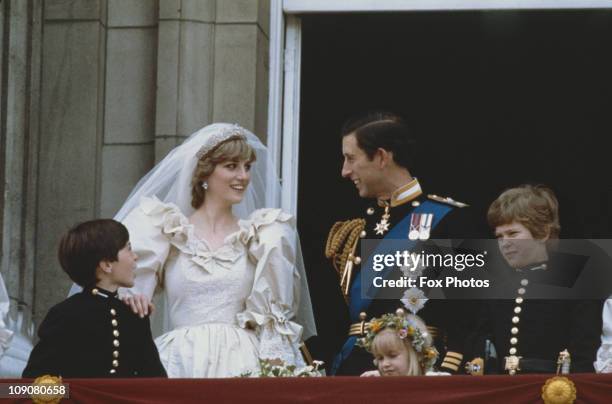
[331,200,453,374]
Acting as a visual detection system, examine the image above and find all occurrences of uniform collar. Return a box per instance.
[378,178,422,208]
[88,286,118,299]
[516,262,548,273]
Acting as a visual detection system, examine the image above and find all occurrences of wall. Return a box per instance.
[0,0,270,331]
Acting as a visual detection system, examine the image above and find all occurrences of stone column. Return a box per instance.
[100,0,157,217]
[35,0,108,327]
[213,0,270,140]
[155,0,216,161]
[0,0,43,332]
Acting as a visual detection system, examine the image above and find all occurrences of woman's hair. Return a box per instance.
[370,314,431,376]
[487,184,560,239]
[190,136,256,209]
[58,219,129,287]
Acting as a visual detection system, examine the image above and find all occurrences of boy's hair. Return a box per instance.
[58,219,129,287]
[487,184,560,239]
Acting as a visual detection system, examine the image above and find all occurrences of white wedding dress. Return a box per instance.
[122,196,305,377]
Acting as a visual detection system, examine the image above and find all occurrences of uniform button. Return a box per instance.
[112,360,119,368]
[512,316,520,324]
[510,337,518,345]
[113,351,119,358]
[517,288,526,295]
[367,208,375,215]
[515,297,523,304]
[359,231,367,238]
[353,256,362,265]
[514,307,522,314]
[509,348,517,355]
[112,319,118,327]
[520,279,529,286]
[113,339,120,347]
[110,308,117,316]
[412,200,420,207]
[110,369,116,374]
[511,327,519,335]
[113,330,120,337]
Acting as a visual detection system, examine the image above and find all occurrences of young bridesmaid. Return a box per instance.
[359,309,438,377]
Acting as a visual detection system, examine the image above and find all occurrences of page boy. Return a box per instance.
[23,219,167,378]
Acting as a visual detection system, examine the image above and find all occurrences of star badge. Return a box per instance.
[374,219,390,235]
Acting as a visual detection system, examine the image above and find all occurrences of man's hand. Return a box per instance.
[121,294,154,318]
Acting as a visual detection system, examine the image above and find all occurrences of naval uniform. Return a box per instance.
[23,286,167,378]
[328,179,483,375]
[466,256,604,374]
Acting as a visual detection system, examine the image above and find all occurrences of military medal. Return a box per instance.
[419,213,433,240]
[374,204,391,235]
[409,213,420,240]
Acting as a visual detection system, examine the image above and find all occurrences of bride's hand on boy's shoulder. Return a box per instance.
[360,370,381,377]
[121,293,155,318]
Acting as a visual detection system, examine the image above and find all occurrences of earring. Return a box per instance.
[202,181,208,190]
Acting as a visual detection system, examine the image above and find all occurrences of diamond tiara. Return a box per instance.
[195,124,248,159]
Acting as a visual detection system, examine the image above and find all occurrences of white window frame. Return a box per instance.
[267,0,612,218]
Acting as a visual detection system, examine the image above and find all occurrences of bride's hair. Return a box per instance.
[190,137,257,209]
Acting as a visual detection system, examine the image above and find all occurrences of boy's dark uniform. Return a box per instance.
[328,180,483,375]
[466,253,604,374]
[23,286,166,378]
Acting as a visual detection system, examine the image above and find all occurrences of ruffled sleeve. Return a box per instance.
[236,209,305,367]
[595,298,612,373]
[121,197,187,300]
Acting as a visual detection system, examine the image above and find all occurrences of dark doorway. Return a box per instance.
[298,10,612,366]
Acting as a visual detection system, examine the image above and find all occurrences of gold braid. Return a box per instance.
[325,219,366,302]
[324,222,345,266]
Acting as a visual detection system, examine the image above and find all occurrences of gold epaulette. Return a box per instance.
[325,219,366,303]
[441,351,464,373]
[428,194,469,208]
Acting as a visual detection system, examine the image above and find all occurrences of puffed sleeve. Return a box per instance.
[236,209,305,367]
[121,197,182,300]
[595,298,612,373]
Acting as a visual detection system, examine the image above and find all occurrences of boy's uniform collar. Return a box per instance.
[88,286,119,299]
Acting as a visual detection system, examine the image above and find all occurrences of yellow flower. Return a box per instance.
[370,321,382,333]
[407,326,415,336]
[424,348,436,359]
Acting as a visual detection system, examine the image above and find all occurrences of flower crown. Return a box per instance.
[195,124,247,159]
[358,308,439,372]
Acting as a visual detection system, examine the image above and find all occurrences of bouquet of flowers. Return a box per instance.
[240,358,324,377]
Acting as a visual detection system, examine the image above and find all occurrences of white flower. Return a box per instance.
[401,287,428,314]
[399,253,425,278]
